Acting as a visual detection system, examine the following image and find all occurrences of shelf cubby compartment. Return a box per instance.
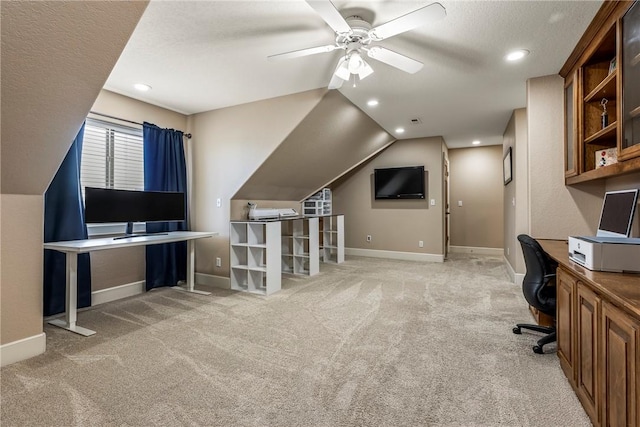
[231,245,248,267]
[281,255,294,274]
[230,222,248,245]
[230,268,248,291]
[248,223,266,246]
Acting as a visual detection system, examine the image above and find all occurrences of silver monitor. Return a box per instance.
[596,189,639,238]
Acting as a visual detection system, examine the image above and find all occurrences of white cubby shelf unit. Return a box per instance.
[281,217,319,276]
[230,221,281,295]
[321,214,344,264]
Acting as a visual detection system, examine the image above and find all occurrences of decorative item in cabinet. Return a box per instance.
[621,0,640,160]
[595,147,617,169]
[229,221,281,295]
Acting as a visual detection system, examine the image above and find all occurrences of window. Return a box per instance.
[81,118,144,235]
[81,118,143,194]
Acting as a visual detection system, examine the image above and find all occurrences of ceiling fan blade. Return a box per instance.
[305,0,351,34]
[268,44,338,61]
[369,2,446,41]
[366,46,423,74]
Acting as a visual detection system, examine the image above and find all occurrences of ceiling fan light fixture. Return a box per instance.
[358,61,374,80]
[348,51,365,74]
[334,58,351,81]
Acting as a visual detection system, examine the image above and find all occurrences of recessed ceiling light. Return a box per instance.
[367,99,379,107]
[472,140,481,145]
[506,49,529,62]
[395,127,405,133]
[134,83,152,92]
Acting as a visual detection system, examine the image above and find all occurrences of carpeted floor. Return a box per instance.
[1,254,590,426]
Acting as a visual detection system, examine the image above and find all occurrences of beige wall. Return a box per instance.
[190,89,327,278]
[503,109,528,273]
[87,90,188,292]
[1,2,147,347]
[332,137,445,256]
[235,90,395,202]
[527,75,604,239]
[448,145,504,249]
[0,195,45,343]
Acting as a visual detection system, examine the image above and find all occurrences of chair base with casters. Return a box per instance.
[513,324,556,354]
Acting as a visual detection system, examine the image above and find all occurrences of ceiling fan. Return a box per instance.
[268,0,446,89]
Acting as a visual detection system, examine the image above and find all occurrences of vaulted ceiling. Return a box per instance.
[104,1,602,149]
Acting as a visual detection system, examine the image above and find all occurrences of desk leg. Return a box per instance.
[47,252,96,336]
[172,239,210,295]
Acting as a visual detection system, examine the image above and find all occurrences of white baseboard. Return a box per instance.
[91,281,146,306]
[0,333,46,367]
[449,246,504,256]
[345,247,444,263]
[503,256,525,286]
[195,273,231,289]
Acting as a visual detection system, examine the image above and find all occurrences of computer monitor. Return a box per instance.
[596,189,639,238]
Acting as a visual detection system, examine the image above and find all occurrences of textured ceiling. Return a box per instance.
[104,0,602,149]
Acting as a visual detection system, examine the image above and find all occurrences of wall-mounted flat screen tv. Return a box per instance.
[84,187,185,235]
[374,166,425,200]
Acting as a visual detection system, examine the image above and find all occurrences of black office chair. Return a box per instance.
[512,234,559,354]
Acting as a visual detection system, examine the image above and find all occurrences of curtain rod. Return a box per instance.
[89,111,192,139]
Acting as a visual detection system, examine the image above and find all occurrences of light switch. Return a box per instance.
[430,199,436,206]
[458,200,463,207]
[216,198,221,208]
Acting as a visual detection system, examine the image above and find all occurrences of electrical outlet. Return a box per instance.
[366,235,372,242]
[216,257,221,267]
[419,240,424,248]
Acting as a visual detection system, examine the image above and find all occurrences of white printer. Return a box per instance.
[568,236,640,273]
[568,189,640,273]
[247,203,299,220]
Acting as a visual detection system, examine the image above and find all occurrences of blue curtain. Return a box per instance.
[43,123,91,316]
[143,122,188,290]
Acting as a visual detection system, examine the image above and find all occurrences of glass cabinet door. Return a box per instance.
[565,72,579,177]
[621,1,640,160]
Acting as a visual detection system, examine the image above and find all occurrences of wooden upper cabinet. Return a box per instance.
[620,1,640,161]
[565,71,580,178]
[561,1,640,184]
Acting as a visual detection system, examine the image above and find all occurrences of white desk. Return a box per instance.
[44,231,217,336]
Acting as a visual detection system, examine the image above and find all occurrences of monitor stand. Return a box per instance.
[113,222,168,240]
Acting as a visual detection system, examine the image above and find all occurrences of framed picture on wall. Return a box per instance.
[503,147,513,185]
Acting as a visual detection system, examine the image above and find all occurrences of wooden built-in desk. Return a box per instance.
[539,239,640,426]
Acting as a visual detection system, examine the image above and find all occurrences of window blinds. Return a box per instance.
[81,118,144,193]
